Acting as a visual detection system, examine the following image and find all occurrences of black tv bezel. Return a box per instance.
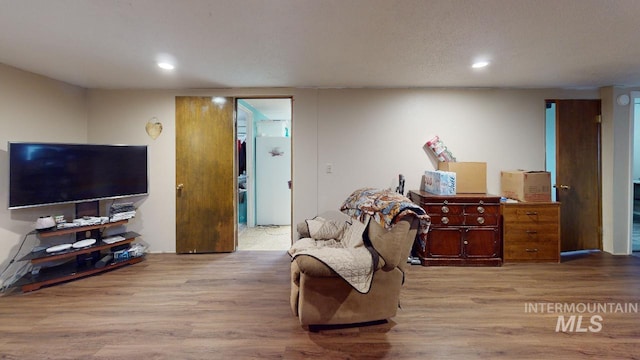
[7,142,149,210]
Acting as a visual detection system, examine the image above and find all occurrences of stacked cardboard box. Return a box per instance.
[500,170,552,202]
[438,162,487,193]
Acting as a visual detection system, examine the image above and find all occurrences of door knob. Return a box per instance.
[176,183,184,191]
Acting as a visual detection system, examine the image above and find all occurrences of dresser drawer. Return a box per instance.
[502,206,558,224]
[429,214,464,226]
[425,204,463,215]
[503,224,559,241]
[465,204,500,216]
[504,241,559,262]
[465,214,499,226]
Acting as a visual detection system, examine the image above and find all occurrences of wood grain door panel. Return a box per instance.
[175,96,236,253]
[464,228,499,258]
[554,100,601,252]
[427,228,463,257]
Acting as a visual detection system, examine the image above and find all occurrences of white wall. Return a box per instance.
[316,88,598,209]
[6,64,623,262]
[0,64,88,275]
[86,88,320,253]
[600,87,635,255]
[85,87,600,253]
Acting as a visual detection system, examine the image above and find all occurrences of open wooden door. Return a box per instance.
[554,99,602,252]
[176,96,236,253]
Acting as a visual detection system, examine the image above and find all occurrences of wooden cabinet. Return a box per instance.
[15,220,143,292]
[501,202,561,263]
[408,190,502,266]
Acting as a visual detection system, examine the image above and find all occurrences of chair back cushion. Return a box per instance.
[367,216,416,271]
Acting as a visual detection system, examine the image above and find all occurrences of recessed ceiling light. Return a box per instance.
[157,62,175,70]
[472,61,490,69]
[212,97,226,105]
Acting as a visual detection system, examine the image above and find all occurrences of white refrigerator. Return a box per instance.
[255,136,291,225]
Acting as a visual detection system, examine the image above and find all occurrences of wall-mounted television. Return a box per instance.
[8,142,148,209]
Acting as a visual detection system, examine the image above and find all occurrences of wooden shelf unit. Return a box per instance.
[16,221,143,292]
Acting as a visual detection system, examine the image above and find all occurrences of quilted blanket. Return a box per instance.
[289,188,430,293]
[289,216,374,293]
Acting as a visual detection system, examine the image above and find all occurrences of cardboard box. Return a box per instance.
[438,162,487,193]
[421,170,456,195]
[500,170,552,202]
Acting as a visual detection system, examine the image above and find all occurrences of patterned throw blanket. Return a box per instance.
[340,187,430,235]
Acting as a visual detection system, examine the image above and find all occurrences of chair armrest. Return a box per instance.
[293,255,336,277]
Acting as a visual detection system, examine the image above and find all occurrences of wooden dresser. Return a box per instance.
[501,202,561,263]
[408,190,502,266]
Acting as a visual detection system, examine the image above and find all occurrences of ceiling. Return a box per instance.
[1,0,640,91]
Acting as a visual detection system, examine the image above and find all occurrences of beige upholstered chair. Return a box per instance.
[290,211,420,327]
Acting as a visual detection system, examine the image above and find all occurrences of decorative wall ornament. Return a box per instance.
[145,117,163,140]
[269,147,284,157]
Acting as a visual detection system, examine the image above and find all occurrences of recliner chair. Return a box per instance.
[290,211,420,327]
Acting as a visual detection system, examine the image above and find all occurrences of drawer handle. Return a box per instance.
[525,211,538,216]
[463,240,469,245]
[525,230,538,235]
[441,216,449,225]
[477,217,485,224]
[477,206,485,213]
[441,206,449,213]
[525,248,539,252]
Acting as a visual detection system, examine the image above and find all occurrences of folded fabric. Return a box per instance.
[305,217,347,240]
[340,187,429,230]
[289,216,374,293]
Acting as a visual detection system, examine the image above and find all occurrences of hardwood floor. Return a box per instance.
[1,251,639,359]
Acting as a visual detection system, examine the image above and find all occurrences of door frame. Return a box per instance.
[237,102,255,227]
[626,91,640,253]
[545,99,603,252]
[235,96,294,230]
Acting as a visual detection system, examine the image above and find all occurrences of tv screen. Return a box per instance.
[8,142,148,209]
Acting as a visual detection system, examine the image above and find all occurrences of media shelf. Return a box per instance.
[36,219,128,238]
[16,221,144,292]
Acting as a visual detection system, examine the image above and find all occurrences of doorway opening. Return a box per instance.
[545,102,557,202]
[236,98,293,251]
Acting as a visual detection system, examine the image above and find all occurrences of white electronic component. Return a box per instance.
[72,239,96,248]
[102,235,126,244]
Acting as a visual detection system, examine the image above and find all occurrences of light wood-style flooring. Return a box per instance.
[1,251,639,359]
[237,225,291,251]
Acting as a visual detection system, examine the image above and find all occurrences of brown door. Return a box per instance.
[553,99,601,251]
[176,96,236,253]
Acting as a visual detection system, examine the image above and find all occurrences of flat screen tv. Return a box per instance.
[8,142,148,209]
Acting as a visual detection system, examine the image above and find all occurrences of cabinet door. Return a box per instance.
[464,228,499,258]
[427,228,463,257]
